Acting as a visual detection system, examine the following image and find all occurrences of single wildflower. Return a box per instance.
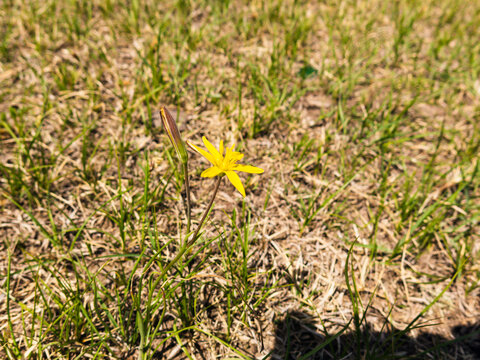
[187,136,263,197]
[155,106,188,164]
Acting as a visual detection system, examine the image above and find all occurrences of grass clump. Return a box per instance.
[1,0,479,359]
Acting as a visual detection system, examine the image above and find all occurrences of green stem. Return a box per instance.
[137,177,221,360]
[183,161,191,237]
[188,176,221,247]
[158,176,222,280]
[137,311,145,360]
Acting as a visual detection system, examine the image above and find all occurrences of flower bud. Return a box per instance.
[155,106,188,164]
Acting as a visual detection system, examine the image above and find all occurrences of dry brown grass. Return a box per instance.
[1,0,479,358]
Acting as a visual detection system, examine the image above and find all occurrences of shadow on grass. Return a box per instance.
[272,310,480,360]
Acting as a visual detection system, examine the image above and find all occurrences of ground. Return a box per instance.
[0,0,479,359]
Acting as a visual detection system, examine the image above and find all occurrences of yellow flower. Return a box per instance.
[187,136,264,197]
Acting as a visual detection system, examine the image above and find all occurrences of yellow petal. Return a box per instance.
[202,136,223,163]
[201,166,223,178]
[233,164,264,174]
[219,140,224,156]
[186,140,216,165]
[230,151,244,161]
[226,171,246,197]
[224,147,244,163]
